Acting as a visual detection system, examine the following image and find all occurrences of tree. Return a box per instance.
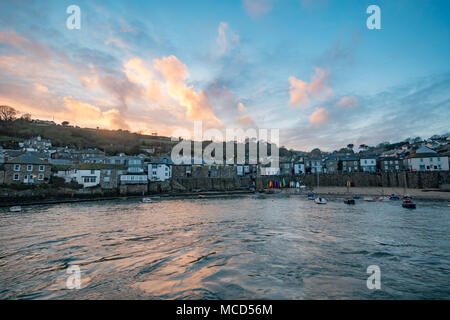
[0,105,18,122]
[347,143,354,150]
[62,121,70,126]
[20,113,32,122]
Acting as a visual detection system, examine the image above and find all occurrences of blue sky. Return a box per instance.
[0,0,449,151]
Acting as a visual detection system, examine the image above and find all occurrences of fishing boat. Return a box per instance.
[344,198,355,205]
[389,194,400,200]
[9,206,22,212]
[315,197,327,204]
[142,198,153,203]
[307,193,315,200]
[363,196,376,202]
[353,195,360,200]
[402,197,416,209]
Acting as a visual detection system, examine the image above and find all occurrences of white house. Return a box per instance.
[406,146,449,172]
[294,163,305,174]
[148,163,172,181]
[260,167,281,176]
[55,169,101,188]
[360,157,377,172]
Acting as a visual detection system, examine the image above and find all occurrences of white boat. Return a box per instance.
[142,198,153,203]
[378,196,389,201]
[314,197,327,204]
[9,206,22,212]
[364,196,376,202]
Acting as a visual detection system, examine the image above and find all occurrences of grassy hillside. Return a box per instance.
[0,119,176,155]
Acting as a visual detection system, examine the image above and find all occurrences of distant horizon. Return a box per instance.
[3,112,449,155]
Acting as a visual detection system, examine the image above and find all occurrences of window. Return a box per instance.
[14,164,21,171]
[419,165,425,170]
[364,160,367,164]
[437,158,441,162]
[39,165,45,171]
[104,177,110,182]
[38,174,44,181]
[430,158,433,162]
[27,165,33,171]
[420,158,423,162]
[13,173,20,181]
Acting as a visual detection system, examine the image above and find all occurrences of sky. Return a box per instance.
[0,0,449,151]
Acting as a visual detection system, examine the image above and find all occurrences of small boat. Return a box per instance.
[389,194,400,200]
[403,194,412,200]
[9,206,22,212]
[198,195,206,199]
[353,195,360,200]
[344,198,355,205]
[315,197,327,204]
[142,198,153,203]
[363,196,377,202]
[379,196,389,202]
[402,197,416,209]
[307,193,315,200]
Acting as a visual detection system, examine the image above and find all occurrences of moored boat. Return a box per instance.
[389,194,400,200]
[344,198,355,205]
[363,196,376,202]
[353,195,360,200]
[315,197,327,204]
[402,197,416,209]
[142,198,153,203]
[9,206,22,212]
[307,193,315,200]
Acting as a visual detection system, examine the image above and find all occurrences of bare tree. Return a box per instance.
[0,105,18,122]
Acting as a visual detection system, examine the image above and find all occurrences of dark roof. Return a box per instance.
[6,154,48,165]
[407,153,446,159]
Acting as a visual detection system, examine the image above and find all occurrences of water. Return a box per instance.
[0,195,449,299]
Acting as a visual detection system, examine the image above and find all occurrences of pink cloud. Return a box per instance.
[243,0,274,18]
[336,96,359,108]
[309,107,329,125]
[289,67,333,107]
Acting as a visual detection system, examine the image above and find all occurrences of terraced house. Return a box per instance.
[2,154,51,184]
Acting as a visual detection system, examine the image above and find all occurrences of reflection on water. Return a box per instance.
[0,196,449,299]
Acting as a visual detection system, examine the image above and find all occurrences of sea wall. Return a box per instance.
[299,171,450,189]
[1,171,448,204]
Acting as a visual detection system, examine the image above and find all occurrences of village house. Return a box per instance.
[55,167,101,188]
[120,157,147,184]
[360,154,377,172]
[148,162,172,182]
[3,154,51,184]
[339,155,359,173]
[19,136,52,152]
[324,155,338,174]
[305,158,323,174]
[379,156,403,172]
[293,162,305,175]
[406,146,449,172]
[100,165,125,190]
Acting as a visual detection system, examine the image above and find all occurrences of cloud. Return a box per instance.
[63,97,131,130]
[243,0,275,18]
[153,55,189,83]
[289,67,333,107]
[336,96,359,108]
[309,107,329,125]
[216,22,240,56]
